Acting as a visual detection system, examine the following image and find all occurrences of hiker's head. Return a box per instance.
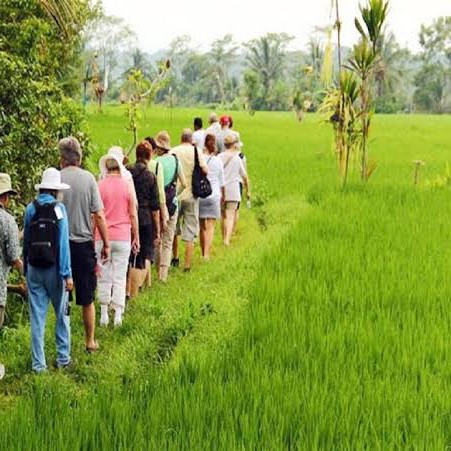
[204,134,216,154]
[224,133,238,150]
[194,117,203,131]
[105,158,120,174]
[0,173,17,207]
[136,141,152,162]
[209,112,218,124]
[59,137,82,168]
[35,168,70,199]
[154,131,171,155]
[219,115,230,129]
[181,128,193,144]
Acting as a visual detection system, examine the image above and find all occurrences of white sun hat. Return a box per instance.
[35,168,70,191]
[99,146,128,179]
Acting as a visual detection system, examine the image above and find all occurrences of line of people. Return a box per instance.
[0,113,250,376]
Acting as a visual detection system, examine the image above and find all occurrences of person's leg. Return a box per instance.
[111,241,132,326]
[27,266,50,372]
[223,203,237,246]
[0,305,4,328]
[48,270,70,368]
[181,199,199,271]
[96,240,113,326]
[159,211,178,281]
[233,208,240,236]
[71,241,99,349]
[199,218,207,257]
[204,218,216,259]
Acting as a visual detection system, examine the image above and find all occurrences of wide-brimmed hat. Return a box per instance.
[155,131,171,151]
[35,168,70,191]
[99,147,128,178]
[0,173,17,196]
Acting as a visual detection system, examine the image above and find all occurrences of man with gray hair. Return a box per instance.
[59,136,110,352]
[171,129,208,271]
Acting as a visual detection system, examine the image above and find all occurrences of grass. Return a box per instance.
[1,105,451,448]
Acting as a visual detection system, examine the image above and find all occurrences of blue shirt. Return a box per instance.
[23,194,72,279]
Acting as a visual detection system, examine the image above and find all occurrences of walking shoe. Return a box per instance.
[54,360,73,370]
[114,307,123,327]
[0,363,5,380]
[171,258,180,267]
[100,305,109,326]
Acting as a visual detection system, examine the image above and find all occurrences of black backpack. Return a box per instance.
[192,146,212,199]
[165,155,179,217]
[28,201,59,268]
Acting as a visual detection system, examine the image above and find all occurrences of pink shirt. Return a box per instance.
[95,175,132,242]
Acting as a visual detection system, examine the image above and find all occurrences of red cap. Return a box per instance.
[219,115,230,126]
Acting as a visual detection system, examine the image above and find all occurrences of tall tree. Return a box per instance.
[244,33,294,109]
[208,34,239,104]
[414,17,451,113]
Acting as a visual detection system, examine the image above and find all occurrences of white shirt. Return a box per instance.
[192,129,206,150]
[204,154,225,199]
[219,151,247,202]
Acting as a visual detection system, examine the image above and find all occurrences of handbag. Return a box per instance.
[192,146,212,199]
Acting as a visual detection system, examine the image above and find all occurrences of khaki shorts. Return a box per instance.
[222,201,239,211]
[177,198,199,242]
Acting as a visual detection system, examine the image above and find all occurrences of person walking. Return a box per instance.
[0,173,22,379]
[219,134,251,246]
[23,168,73,373]
[126,141,161,297]
[216,115,231,153]
[154,131,186,281]
[60,137,109,353]
[199,134,225,260]
[205,112,221,142]
[171,129,209,272]
[96,152,139,327]
[192,117,205,150]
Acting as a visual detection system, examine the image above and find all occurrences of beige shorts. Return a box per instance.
[222,201,239,211]
[177,198,199,242]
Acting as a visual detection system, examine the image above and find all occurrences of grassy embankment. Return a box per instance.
[1,106,451,448]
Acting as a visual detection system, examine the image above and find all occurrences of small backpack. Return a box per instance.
[165,155,179,217]
[28,201,59,268]
[192,146,212,199]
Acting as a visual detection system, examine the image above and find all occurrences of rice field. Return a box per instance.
[1,105,451,449]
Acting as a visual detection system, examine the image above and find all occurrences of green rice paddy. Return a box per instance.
[1,105,451,449]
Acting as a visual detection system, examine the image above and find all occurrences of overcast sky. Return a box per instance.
[102,0,451,53]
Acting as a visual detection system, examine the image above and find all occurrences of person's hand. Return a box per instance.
[101,243,110,263]
[131,238,140,255]
[153,235,161,247]
[65,278,74,292]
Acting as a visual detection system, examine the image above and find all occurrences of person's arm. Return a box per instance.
[239,161,251,201]
[149,173,161,244]
[90,177,110,261]
[6,215,22,272]
[93,210,110,261]
[197,148,209,175]
[128,185,140,254]
[57,204,73,291]
[22,205,34,275]
[219,161,226,204]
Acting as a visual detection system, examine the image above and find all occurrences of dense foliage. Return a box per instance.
[0,0,94,213]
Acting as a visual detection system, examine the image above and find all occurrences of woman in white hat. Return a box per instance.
[95,153,139,327]
[23,168,73,373]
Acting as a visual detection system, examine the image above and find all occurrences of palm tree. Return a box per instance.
[244,33,293,108]
[37,0,80,37]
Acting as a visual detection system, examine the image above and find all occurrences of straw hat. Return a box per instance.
[35,168,70,191]
[155,131,171,152]
[0,173,17,196]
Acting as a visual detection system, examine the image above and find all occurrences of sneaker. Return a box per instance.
[54,360,72,370]
[171,258,180,268]
[114,307,123,327]
[0,363,5,380]
[100,305,109,326]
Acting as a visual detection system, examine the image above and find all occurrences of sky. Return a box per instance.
[102,0,451,54]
